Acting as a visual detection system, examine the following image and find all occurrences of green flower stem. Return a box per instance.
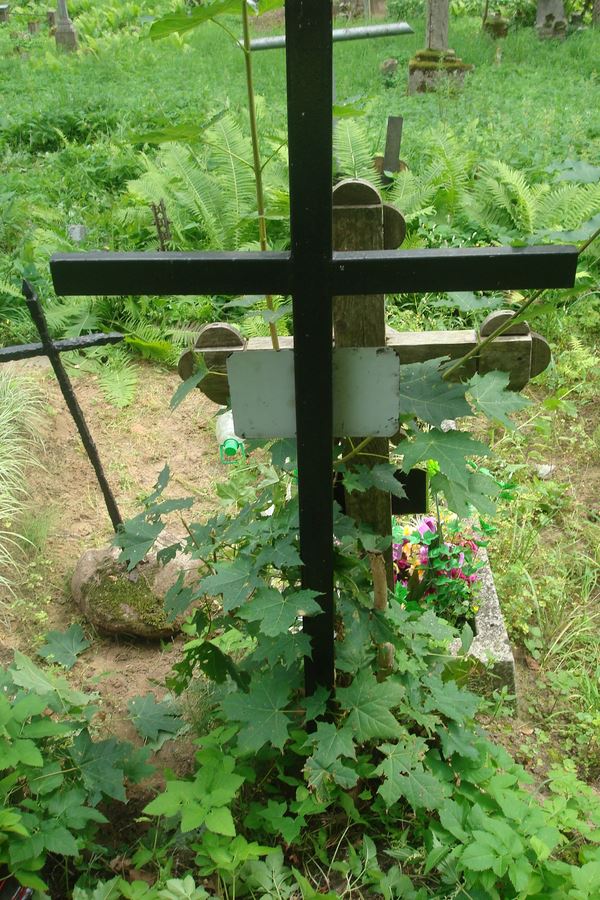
[241,1,279,351]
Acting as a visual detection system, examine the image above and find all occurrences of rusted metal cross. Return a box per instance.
[49,2,577,696]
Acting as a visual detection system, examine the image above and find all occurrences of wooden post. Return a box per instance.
[333,179,393,587]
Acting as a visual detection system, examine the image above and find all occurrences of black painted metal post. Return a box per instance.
[285,1,335,696]
[21,281,123,532]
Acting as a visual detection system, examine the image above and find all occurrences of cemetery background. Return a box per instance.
[1,1,600,896]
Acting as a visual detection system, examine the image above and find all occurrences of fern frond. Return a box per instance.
[536,182,600,231]
[334,120,382,187]
[98,352,138,408]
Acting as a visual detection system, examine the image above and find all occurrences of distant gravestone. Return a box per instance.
[47,9,56,32]
[55,0,77,51]
[0,4,9,23]
[408,0,473,93]
[483,12,509,38]
[536,0,567,38]
[27,20,40,34]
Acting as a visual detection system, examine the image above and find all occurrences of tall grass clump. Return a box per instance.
[0,373,43,599]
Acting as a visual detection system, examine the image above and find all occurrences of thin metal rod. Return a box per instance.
[250,22,413,51]
[285,0,335,697]
[0,332,123,363]
[21,281,123,532]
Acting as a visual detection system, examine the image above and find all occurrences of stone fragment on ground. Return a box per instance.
[71,533,201,639]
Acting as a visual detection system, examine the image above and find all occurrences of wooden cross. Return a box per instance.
[49,2,577,696]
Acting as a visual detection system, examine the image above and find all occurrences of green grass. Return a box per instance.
[0,373,43,601]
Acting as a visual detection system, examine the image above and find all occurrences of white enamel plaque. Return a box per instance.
[227,348,400,439]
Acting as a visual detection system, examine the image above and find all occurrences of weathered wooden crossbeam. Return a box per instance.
[178,313,551,410]
[0,331,123,363]
[50,244,577,297]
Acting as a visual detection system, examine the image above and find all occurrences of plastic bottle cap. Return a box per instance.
[222,438,239,457]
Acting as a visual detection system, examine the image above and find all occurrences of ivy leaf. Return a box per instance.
[398,359,471,426]
[114,519,164,571]
[430,471,499,518]
[170,357,209,410]
[37,624,90,669]
[197,560,259,612]
[468,371,530,429]
[221,673,293,752]
[149,0,240,39]
[238,588,321,636]
[337,670,404,742]
[128,693,184,742]
[375,739,450,811]
[402,430,490,488]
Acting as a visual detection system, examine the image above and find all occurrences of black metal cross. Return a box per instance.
[49,2,577,696]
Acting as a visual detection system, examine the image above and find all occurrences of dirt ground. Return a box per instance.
[0,357,223,764]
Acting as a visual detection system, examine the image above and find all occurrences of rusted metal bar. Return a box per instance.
[0,332,123,363]
[21,281,123,532]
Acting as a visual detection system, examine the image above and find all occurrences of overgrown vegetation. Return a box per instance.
[1,0,599,896]
[0,373,43,600]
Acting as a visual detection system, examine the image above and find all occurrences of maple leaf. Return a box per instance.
[375,738,450,810]
[342,463,407,500]
[423,674,480,723]
[238,588,321,636]
[430,471,499,517]
[305,755,358,795]
[197,559,259,612]
[37,624,90,669]
[337,670,404,742]
[11,651,92,708]
[255,540,302,570]
[303,722,356,766]
[402,430,490,488]
[468,371,530,428]
[398,358,471,426]
[128,693,184,742]
[220,673,293,751]
[114,518,164,571]
[69,730,128,805]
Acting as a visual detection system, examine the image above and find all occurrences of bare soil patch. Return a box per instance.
[0,358,222,760]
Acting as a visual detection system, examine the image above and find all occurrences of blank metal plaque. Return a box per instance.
[227,347,400,439]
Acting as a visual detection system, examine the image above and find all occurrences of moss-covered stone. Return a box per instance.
[86,573,171,631]
[408,48,474,94]
[71,539,202,640]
